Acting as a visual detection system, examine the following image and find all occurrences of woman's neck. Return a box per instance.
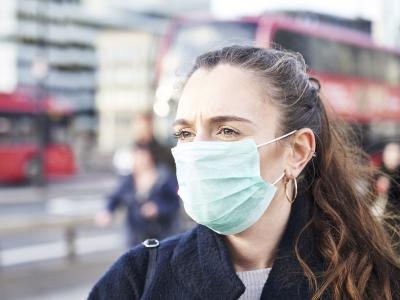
[224,188,292,272]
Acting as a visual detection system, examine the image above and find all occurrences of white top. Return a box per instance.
[236,268,272,300]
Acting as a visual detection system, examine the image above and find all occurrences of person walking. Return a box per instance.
[95,142,180,247]
[90,46,400,300]
[379,142,400,252]
[381,143,400,213]
[134,112,176,172]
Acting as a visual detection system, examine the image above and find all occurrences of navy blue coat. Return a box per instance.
[106,166,180,239]
[89,193,332,300]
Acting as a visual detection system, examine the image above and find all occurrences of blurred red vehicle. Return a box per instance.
[0,89,76,183]
[155,12,400,163]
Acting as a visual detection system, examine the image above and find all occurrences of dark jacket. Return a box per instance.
[89,193,330,300]
[106,166,180,238]
[382,165,400,212]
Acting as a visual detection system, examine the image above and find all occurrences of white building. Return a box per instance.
[373,0,400,48]
[96,30,158,152]
[0,0,210,153]
[0,0,99,113]
[94,0,211,153]
[0,0,168,123]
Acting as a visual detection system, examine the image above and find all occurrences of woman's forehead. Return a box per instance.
[176,65,278,125]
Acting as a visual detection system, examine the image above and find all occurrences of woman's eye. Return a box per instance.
[173,130,194,141]
[217,127,239,137]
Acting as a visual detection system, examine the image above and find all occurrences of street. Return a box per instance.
[0,172,126,300]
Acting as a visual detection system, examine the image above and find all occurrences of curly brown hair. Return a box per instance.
[187,45,400,300]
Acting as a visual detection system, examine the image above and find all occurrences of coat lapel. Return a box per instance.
[171,224,245,300]
[171,193,325,300]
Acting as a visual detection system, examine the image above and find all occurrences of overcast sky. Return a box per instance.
[211,0,381,20]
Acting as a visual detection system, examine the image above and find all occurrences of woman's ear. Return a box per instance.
[286,128,316,178]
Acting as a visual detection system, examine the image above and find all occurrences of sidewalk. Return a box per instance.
[0,172,117,206]
[0,248,123,300]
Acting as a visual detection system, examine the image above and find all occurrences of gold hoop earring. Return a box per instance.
[284,176,298,204]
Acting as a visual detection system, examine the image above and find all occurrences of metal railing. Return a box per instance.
[0,214,96,265]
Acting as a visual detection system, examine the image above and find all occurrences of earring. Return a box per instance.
[284,175,298,204]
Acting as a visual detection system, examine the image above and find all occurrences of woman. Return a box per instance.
[95,142,180,247]
[89,46,400,300]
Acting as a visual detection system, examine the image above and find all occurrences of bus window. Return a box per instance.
[336,43,356,76]
[273,29,400,85]
[355,48,372,80]
[272,30,312,65]
[48,119,71,144]
[387,54,400,85]
[17,116,37,143]
[314,38,340,74]
[158,22,257,99]
[0,116,12,143]
[0,114,38,144]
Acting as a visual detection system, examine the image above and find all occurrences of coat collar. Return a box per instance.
[171,193,324,300]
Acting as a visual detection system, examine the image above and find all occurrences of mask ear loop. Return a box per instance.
[258,129,297,188]
[256,130,298,149]
[272,173,285,186]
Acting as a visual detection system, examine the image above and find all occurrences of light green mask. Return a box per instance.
[171,130,297,235]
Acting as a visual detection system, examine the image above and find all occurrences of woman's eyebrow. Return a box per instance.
[208,115,254,125]
[172,115,254,127]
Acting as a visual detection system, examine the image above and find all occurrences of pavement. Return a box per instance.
[0,171,193,299]
[0,249,124,300]
[0,172,126,300]
[0,172,117,206]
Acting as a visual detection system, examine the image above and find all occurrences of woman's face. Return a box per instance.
[174,64,290,184]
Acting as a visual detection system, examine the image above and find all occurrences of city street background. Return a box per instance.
[0,0,399,299]
[0,172,124,299]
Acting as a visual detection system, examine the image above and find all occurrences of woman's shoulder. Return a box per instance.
[88,227,198,300]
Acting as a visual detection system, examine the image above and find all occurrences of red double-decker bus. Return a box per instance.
[155,13,400,164]
[0,88,76,183]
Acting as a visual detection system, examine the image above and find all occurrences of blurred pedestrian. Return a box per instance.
[134,112,175,172]
[381,143,400,213]
[90,46,400,300]
[95,142,180,247]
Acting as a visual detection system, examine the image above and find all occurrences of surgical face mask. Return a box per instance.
[171,130,297,235]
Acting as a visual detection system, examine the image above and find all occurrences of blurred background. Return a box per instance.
[0,0,399,299]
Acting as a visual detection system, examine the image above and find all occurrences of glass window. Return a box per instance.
[158,22,257,97]
[0,113,38,144]
[273,29,400,85]
[355,48,373,79]
[48,116,71,144]
[336,43,356,76]
[387,54,400,84]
